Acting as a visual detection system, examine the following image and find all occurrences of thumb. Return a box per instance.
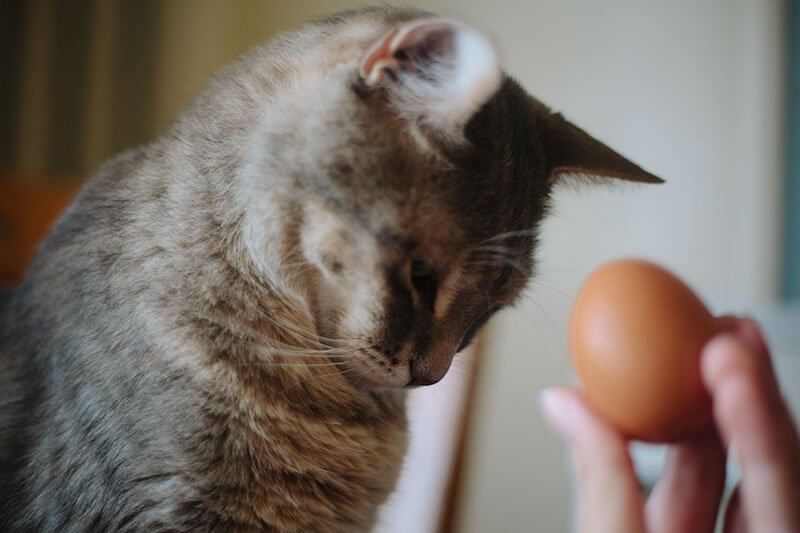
[539,387,646,533]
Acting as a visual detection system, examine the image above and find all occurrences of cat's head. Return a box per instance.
[245,10,661,389]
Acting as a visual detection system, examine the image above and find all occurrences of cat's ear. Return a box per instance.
[536,105,664,184]
[359,18,501,136]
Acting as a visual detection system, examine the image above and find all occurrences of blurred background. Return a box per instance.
[0,1,796,531]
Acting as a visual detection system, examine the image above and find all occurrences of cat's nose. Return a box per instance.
[408,368,442,387]
[408,356,449,386]
[406,253,438,312]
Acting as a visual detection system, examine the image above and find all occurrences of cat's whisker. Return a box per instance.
[464,257,527,276]
[250,360,351,369]
[227,322,353,355]
[467,247,523,263]
[518,292,557,339]
[470,244,519,256]
[235,328,345,356]
[250,303,367,351]
[525,279,575,302]
[254,300,369,349]
[479,228,538,244]
[256,339,359,356]
[466,257,526,275]
[260,349,356,358]
[208,263,344,352]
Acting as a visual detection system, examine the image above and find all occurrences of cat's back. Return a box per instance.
[0,145,211,530]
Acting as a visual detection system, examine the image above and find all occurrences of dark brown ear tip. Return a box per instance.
[643,173,666,184]
[626,166,665,184]
[623,161,664,184]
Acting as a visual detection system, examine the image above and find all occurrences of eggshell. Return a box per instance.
[570,259,716,442]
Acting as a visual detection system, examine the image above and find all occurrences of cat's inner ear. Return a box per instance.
[536,104,664,184]
[359,18,501,134]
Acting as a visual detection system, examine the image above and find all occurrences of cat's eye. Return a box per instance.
[410,257,435,279]
[409,256,438,306]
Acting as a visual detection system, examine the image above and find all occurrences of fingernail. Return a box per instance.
[538,387,577,442]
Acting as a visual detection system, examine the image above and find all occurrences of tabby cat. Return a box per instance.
[0,6,660,531]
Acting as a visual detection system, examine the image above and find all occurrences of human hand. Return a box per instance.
[539,317,800,532]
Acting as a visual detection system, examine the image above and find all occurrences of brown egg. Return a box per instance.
[570,259,717,442]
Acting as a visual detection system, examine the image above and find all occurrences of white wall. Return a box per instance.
[447,0,785,531]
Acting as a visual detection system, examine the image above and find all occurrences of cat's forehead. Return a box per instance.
[257,8,548,251]
[284,92,538,249]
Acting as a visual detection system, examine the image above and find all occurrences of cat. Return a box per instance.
[0,6,661,532]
